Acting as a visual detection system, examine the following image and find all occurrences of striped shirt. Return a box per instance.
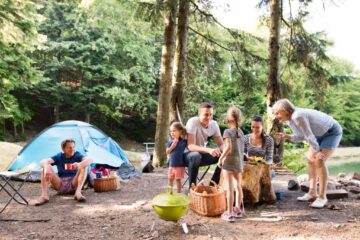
[244,134,274,164]
[288,108,336,152]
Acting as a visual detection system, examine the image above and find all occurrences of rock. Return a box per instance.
[349,179,360,187]
[346,186,360,194]
[338,173,360,181]
[337,172,347,178]
[288,179,300,191]
[327,181,342,190]
[300,181,341,192]
[353,173,360,181]
[297,174,308,184]
[300,182,309,192]
[326,189,349,199]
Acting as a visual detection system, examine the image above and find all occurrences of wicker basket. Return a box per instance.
[189,179,226,217]
[93,176,120,192]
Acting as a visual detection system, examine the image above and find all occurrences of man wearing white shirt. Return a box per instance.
[185,102,223,188]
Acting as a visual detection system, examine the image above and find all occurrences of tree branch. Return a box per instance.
[188,26,245,80]
[188,26,233,52]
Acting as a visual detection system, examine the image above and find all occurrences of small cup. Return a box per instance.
[65,163,73,170]
[96,172,102,179]
[275,192,284,201]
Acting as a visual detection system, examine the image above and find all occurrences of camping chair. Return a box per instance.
[0,170,31,214]
[182,164,212,188]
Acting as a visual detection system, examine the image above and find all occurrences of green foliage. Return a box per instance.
[283,142,308,175]
[0,0,43,136]
[0,0,359,147]
[324,78,360,145]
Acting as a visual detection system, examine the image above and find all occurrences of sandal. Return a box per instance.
[34,196,49,206]
[74,195,86,203]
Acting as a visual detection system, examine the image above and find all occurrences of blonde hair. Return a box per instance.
[272,98,295,116]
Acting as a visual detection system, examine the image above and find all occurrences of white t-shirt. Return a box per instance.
[186,117,221,147]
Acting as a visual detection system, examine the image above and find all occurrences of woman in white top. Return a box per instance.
[273,99,342,208]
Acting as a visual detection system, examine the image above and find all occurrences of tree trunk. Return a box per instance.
[85,113,90,123]
[54,105,60,123]
[153,0,178,167]
[266,0,284,164]
[169,0,189,123]
[2,120,5,136]
[13,122,17,138]
[21,122,25,135]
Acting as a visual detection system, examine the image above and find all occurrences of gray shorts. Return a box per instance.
[58,176,76,194]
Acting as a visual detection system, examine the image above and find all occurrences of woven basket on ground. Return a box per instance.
[189,179,226,217]
[94,176,120,192]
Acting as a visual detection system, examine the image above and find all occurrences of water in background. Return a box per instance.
[327,156,360,176]
[298,156,360,176]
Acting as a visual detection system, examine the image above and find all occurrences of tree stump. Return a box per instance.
[219,162,276,204]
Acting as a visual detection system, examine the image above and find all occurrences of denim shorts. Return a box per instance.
[316,121,342,150]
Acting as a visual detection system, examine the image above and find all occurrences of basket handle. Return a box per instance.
[194,178,218,191]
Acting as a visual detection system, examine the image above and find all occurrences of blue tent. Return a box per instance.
[8,120,129,172]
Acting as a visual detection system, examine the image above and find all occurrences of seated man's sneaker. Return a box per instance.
[297,193,317,202]
[310,198,328,208]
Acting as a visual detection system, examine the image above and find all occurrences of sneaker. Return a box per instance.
[297,193,317,202]
[310,198,328,208]
[221,211,235,223]
[232,207,243,218]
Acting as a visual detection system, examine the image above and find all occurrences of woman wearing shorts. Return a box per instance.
[273,99,342,208]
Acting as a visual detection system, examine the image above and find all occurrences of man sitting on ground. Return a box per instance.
[35,139,92,205]
[185,102,223,188]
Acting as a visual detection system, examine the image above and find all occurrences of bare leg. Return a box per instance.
[233,172,243,209]
[37,167,61,204]
[307,150,318,197]
[168,178,174,194]
[72,167,88,199]
[316,149,334,199]
[223,170,234,214]
[176,179,181,193]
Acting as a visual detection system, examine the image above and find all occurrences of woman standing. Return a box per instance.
[273,99,342,208]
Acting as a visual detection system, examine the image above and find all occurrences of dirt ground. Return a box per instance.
[1,168,359,240]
